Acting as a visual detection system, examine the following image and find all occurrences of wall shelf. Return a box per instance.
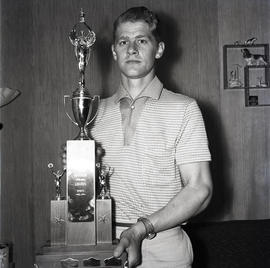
[244,65,270,106]
[223,44,269,90]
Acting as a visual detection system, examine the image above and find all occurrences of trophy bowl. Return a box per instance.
[64,87,99,140]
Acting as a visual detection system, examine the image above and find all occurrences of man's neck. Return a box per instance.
[120,72,155,99]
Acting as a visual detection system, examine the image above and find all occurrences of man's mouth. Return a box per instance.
[126,60,141,64]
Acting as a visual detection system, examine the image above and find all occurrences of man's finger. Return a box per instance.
[126,245,141,268]
[113,237,129,258]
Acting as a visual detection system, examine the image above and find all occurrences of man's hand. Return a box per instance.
[114,222,146,268]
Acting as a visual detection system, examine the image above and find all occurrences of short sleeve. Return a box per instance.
[175,100,211,165]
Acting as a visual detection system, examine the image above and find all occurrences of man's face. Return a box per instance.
[112,21,164,79]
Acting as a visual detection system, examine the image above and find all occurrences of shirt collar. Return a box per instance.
[114,76,163,103]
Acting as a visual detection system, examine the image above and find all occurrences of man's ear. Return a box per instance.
[111,44,117,61]
[155,42,165,59]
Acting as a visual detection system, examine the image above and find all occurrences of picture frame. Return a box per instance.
[223,44,269,89]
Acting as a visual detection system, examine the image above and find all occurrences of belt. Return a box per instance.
[115,222,134,228]
[115,222,186,228]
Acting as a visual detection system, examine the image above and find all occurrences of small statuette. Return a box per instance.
[104,256,122,266]
[69,8,96,88]
[97,164,113,199]
[82,257,101,266]
[48,163,66,200]
[229,64,242,88]
[256,76,268,87]
[60,257,79,267]
[245,37,257,45]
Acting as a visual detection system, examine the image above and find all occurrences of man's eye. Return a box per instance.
[119,40,127,46]
[137,39,147,44]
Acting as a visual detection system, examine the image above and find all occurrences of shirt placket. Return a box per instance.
[120,97,146,146]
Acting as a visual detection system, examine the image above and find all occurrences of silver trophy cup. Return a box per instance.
[64,88,99,140]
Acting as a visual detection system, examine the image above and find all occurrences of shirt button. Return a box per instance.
[131,105,135,109]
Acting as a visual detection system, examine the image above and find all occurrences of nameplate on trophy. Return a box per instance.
[66,140,96,245]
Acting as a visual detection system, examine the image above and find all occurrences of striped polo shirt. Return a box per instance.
[91,76,211,224]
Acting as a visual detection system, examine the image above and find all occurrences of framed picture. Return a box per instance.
[223,44,269,89]
[244,65,270,107]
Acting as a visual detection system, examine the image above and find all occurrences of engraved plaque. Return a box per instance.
[66,140,96,245]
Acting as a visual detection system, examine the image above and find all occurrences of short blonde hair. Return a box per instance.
[113,6,161,43]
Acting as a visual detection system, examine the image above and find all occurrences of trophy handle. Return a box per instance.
[64,95,78,126]
[86,95,100,126]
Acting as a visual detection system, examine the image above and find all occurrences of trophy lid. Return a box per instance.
[69,9,96,49]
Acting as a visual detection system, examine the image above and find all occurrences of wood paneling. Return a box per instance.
[1,0,34,267]
[218,0,270,220]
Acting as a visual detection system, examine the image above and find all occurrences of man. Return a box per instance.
[91,6,212,268]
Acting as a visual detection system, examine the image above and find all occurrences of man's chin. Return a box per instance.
[123,72,146,79]
[122,70,144,78]
[119,66,155,80]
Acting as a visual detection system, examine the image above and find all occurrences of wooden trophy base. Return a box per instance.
[35,244,127,268]
[96,199,112,244]
[50,200,67,246]
[36,141,123,267]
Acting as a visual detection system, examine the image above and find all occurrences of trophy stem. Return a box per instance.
[75,126,90,140]
[79,74,85,89]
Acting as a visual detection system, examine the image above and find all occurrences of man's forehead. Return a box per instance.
[115,21,154,39]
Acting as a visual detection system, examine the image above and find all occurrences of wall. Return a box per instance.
[0,0,2,237]
[0,0,34,267]
[0,0,269,267]
[218,0,270,220]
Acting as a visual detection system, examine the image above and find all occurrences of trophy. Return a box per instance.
[35,10,126,268]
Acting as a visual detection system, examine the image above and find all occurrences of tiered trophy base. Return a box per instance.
[35,243,127,268]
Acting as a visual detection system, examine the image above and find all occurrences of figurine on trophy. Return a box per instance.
[97,164,113,200]
[69,8,96,89]
[48,162,66,200]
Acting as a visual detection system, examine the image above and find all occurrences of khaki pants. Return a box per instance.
[116,226,193,268]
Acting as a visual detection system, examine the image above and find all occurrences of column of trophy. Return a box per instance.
[63,9,99,245]
[96,164,113,244]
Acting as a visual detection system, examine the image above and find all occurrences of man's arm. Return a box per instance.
[114,161,212,267]
[148,161,212,232]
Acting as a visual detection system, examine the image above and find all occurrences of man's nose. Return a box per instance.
[127,42,138,55]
